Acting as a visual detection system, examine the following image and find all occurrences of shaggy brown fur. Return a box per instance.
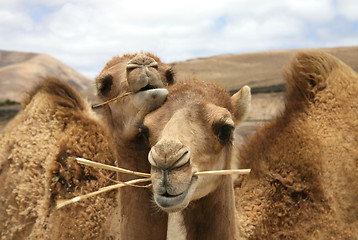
[0,77,118,239]
[236,51,358,239]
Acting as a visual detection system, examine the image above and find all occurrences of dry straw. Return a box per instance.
[55,157,251,209]
[56,178,150,209]
[92,92,133,109]
[76,157,151,178]
[76,157,251,177]
[194,169,251,176]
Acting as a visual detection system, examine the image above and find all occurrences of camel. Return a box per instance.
[235,51,358,239]
[0,53,174,239]
[95,53,175,239]
[142,80,251,239]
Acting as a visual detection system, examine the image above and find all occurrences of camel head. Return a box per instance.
[96,53,175,140]
[142,80,251,212]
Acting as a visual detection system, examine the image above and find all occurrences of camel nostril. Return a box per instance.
[173,159,190,170]
[149,140,190,169]
[172,150,190,169]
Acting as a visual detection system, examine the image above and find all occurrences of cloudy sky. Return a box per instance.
[1,0,357,78]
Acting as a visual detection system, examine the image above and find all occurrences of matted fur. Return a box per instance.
[0,77,117,239]
[236,51,358,239]
[21,77,86,110]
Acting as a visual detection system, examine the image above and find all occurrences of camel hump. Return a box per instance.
[22,76,86,110]
[284,51,345,102]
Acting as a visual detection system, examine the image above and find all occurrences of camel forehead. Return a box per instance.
[167,81,232,109]
[144,104,193,133]
[146,80,232,119]
[145,102,233,147]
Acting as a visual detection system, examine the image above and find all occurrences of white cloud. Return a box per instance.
[0,0,357,78]
[337,0,358,21]
[286,0,335,23]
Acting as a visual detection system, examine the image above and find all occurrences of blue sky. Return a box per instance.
[0,0,357,78]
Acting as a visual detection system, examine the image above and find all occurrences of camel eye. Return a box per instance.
[165,68,175,85]
[96,74,113,96]
[212,122,234,145]
[139,125,150,146]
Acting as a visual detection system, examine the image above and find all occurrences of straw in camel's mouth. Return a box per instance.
[56,157,250,210]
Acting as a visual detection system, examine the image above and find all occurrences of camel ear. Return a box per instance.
[231,85,251,125]
[96,74,113,97]
[165,67,175,85]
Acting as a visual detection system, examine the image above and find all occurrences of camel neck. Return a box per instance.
[182,176,238,240]
[102,111,168,239]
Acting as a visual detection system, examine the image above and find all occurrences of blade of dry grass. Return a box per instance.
[92,92,133,109]
[194,169,251,176]
[76,158,251,178]
[58,158,251,209]
[56,178,151,209]
[76,157,151,178]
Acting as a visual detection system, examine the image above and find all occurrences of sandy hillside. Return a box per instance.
[0,50,94,102]
[173,46,358,92]
[172,46,358,147]
[1,46,357,133]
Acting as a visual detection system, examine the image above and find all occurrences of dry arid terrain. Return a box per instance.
[1,46,358,133]
[174,46,358,92]
[0,50,94,103]
[1,46,357,134]
[0,50,97,132]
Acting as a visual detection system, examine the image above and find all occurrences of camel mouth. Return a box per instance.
[138,84,155,92]
[131,88,168,111]
[153,176,198,213]
[154,188,189,209]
